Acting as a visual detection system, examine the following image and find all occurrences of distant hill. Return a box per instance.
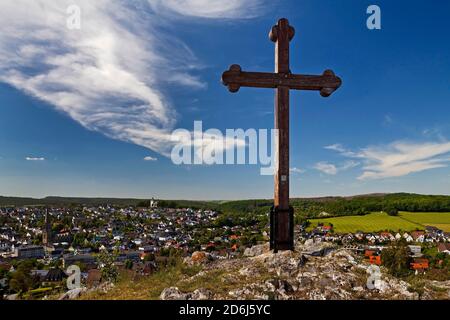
[2,193,450,218]
[0,196,145,207]
[0,196,219,208]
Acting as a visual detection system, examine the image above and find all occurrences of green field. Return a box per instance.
[400,212,450,232]
[309,212,450,233]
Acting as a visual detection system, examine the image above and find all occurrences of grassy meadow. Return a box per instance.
[308,212,450,233]
[399,212,450,232]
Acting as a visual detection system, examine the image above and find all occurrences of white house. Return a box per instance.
[404,234,413,242]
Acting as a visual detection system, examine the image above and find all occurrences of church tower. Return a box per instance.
[43,209,52,246]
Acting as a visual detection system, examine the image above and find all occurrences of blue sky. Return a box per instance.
[0,0,450,200]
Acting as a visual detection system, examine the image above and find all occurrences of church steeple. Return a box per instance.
[43,209,52,246]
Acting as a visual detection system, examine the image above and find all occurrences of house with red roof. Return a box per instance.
[410,258,429,271]
[437,243,450,254]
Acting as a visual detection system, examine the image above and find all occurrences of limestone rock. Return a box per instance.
[191,288,213,300]
[239,266,261,277]
[159,242,449,301]
[160,287,188,300]
[160,287,214,300]
[5,294,19,300]
[59,288,86,300]
[244,243,270,257]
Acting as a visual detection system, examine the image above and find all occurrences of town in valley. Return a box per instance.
[0,194,449,300]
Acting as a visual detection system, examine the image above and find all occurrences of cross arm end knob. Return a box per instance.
[222,64,242,93]
[320,70,342,97]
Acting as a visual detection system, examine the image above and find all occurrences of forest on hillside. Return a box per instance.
[146,194,450,219]
[2,193,450,219]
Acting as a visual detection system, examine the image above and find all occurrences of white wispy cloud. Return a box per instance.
[0,1,264,158]
[341,160,360,171]
[325,141,450,180]
[313,159,359,176]
[313,162,338,175]
[324,144,346,153]
[26,157,46,161]
[324,144,359,157]
[148,0,264,19]
[290,167,305,174]
[144,156,158,161]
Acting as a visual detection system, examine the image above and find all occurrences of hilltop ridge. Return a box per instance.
[77,241,450,301]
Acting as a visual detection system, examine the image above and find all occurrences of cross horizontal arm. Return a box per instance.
[222,64,342,97]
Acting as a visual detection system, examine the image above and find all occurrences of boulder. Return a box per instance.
[263,250,294,267]
[191,288,213,300]
[184,251,211,265]
[160,287,213,300]
[244,243,270,257]
[6,294,19,300]
[160,287,188,300]
[303,241,336,257]
[59,288,86,300]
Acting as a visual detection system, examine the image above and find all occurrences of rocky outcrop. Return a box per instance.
[160,287,187,300]
[59,288,87,300]
[58,282,115,300]
[160,241,450,301]
[301,239,337,257]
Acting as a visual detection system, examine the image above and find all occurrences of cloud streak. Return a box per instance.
[290,167,305,174]
[313,159,359,176]
[148,0,264,19]
[314,162,338,175]
[325,141,450,180]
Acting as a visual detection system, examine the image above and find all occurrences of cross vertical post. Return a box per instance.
[270,19,295,251]
[272,18,292,211]
[221,18,342,252]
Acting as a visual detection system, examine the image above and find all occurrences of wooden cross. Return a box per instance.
[222,18,342,251]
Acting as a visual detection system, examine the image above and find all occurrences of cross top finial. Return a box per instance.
[269,18,295,43]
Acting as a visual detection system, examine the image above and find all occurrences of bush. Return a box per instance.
[384,205,399,216]
[124,259,134,270]
[381,241,411,277]
[97,250,119,283]
[387,209,399,216]
[9,261,40,294]
[408,279,425,299]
